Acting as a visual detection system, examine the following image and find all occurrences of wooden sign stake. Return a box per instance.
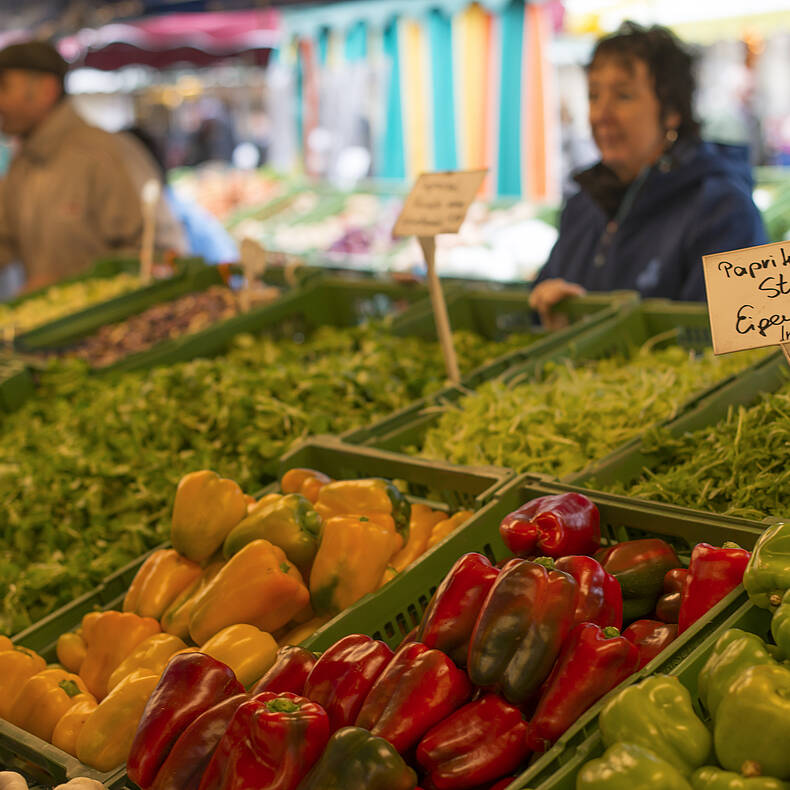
[240,238,268,312]
[419,235,460,384]
[140,179,161,284]
[393,169,487,386]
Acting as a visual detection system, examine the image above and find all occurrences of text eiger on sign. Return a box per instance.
[702,239,790,358]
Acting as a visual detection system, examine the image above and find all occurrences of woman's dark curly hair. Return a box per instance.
[588,21,701,141]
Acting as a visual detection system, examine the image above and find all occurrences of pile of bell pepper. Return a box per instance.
[576,522,790,789]
[0,467,474,773]
[113,491,752,790]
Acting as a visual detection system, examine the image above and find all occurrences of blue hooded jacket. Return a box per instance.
[535,141,767,301]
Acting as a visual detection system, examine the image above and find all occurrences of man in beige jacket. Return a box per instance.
[0,41,184,293]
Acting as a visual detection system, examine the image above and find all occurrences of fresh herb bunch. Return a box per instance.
[0,324,534,633]
[417,344,765,477]
[609,383,790,521]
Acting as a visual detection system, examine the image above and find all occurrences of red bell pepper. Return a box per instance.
[150,693,248,790]
[526,623,639,753]
[555,555,623,629]
[655,568,688,624]
[622,619,678,670]
[303,634,393,733]
[595,539,681,622]
[416,693,529,789]
[355,641,472,753]
[198,692,329,790]
[127,652,245,789]
[677,542,750,634]
[416,553,500,666]
[467,558,578,705]
[499,493,600,558]
[251,645,317,696]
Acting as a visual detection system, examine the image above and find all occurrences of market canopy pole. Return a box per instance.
[393,170,487,385]
[140,179,161,284]
[702,239,790,365]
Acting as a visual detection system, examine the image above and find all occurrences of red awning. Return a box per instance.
[59,9,282,70]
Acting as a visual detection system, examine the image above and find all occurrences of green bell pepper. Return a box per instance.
[691,766,790,790]
[296,726,417,789]
[743,524,790,610]
[577,742,693,790]
[599,675,711,775]
[222,494,322,571]
[772,590,790,658]
[698,629,780,718]
[714,664,790,780]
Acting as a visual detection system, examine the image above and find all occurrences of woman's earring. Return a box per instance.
[665,128,678,144]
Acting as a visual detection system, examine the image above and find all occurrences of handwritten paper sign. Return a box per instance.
[702,240,790,355]
[392,170,487,238]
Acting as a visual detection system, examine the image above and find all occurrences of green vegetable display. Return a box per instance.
[612,383,790,520]
[416,344,763,477]
[0,274,141,334]
[0,324,533,634]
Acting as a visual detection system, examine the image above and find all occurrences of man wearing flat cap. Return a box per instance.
[0,40,183,293]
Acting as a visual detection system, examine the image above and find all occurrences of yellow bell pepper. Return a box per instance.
[391,505,447,572]
[171,470,248,563]
[427,511,474,549]
[281,468,332,504]
[250,493,284,514]
[159,559,224,641]
[56,631,87,674]
[200,624,278,688]
[0,635,12,652]
[51,698,98,756]
[76,669,159,772]
[78,610,161,700]
[378,566,399,589]
[0,646,47,719]
[310,516,401,616]
[123,549,202,619]
[277,617,331,647]
[189,539,310,645]
[7,668,94,742]
[313,478,410,549]
[106,633,186,692]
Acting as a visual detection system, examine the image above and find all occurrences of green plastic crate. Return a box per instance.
[94,273,434,374]
[300,468,758,665]
[14,259,223,351]
[518,598,772,790]
[344,300,759,481]
[342,288,636,447]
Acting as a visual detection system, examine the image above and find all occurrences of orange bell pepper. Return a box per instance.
[200,624,278,688]
[0,646,47,719]
[277,617,331,647]
[189,539,310,645]
[427,511,475,549]
[171,470,248,563]
[281,468,332,504]
[7,668,94,742]
[51,697,98,756]
[78,610,161,700]
[123,549,202,619]
[0,635,12,652]
[250,493,284,514]
[391,505,447,572]
[56,631,87,674]
[159,559,225,641]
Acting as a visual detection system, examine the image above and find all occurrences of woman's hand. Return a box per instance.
[529,278,587,329]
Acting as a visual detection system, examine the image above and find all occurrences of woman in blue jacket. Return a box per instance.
[530,23,766,325]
